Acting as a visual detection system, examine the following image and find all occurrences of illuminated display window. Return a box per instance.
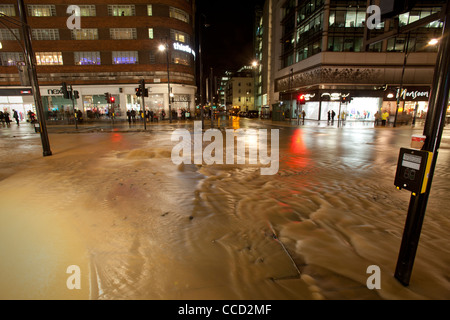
[35,52,63,65]
[74,52,101,65]
[112,51,138,64]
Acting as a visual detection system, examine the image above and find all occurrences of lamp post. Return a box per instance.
[159,42,172,123]
[394,35,440,127]
[17,0,52,156]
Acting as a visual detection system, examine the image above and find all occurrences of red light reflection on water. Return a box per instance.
[287,129,310,170]
[111,132,122,143]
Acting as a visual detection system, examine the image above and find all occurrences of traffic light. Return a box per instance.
[73,90,79,100]
[105,92,111,103]
[298,94,306,105]
[341,96,353,103]
[135,87,142,97]
[140,79,149,97]
[61,82,70,99]
[110,96,115,103]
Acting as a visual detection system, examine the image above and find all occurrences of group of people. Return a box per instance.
[126,108,191,124]
[0,109,22,127]
[374,111,391,126]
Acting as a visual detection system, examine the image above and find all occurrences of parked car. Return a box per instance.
[238,111,247,117]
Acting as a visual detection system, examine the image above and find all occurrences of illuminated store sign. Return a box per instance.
[173,42,196,59]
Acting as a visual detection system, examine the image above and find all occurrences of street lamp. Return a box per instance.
[159,42,172,123]
[394,35,440,127]
[428,38,439,46]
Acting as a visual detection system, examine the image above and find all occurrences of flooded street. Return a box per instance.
[0,119,449,300]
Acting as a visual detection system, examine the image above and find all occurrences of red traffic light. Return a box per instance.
[298,94,306,104]
[110,96,115,103]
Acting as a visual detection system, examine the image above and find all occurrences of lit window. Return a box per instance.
[112,51,138,64]
[169,7,189,23]
[110,28,137,40]
[170,29,189,44]
[79,5,96,17]
[0,5,15,16]
[108,5,135,16]
[32,29,60,40]
[172,50,190,66]
[35,52,63,65]
[28,5,56,17]
[74,52,101,65]
[147,5,152,16]
[0,29,20,40]
[72,29,98,40]
[0,52,23,66]
[148,28,154,39]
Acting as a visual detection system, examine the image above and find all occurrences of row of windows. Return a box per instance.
[0,51,193,67]
[0,4,190,23]
[0,28,190,44]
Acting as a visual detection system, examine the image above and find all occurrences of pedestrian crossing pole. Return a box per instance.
[394,2,450,286]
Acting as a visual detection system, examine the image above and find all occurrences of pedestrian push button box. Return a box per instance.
[394,148,433,195]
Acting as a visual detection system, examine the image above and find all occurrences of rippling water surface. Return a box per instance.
[0,120,449,299]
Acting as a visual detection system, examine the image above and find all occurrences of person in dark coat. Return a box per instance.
[4,111,11,127]
[13,109,19,126]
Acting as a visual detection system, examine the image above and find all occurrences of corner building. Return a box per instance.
[261,0,446,123]
[0,0,196,121]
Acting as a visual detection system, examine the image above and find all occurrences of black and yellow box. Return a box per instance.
[394,148,433,195]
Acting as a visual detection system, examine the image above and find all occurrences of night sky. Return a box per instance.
[196,0,266,76]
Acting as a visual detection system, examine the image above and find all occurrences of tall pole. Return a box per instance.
[140,79,146,130]
[394,32,411,128]
[166,44,172,124]
[395,3,450,286]
[17,0,52,157]
[71,85,78,130]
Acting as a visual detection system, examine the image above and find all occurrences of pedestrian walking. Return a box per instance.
[13,109,19,126]
[0,111,4,126]
[327,110,331,124]
[302,110,306,125]
[131,109,136,123]
[331,110,336,124]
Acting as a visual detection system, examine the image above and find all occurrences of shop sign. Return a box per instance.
[385,86,430,101]
[0,88,33,96]
[173,42,196,59]
[47,89,64,95]
[321,92,350,101]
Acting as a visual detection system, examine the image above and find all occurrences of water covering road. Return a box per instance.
[0,119,449,299]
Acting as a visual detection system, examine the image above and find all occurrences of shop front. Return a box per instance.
[280,89,383,122]
[382,86,431,122]
[0,88,34,122]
